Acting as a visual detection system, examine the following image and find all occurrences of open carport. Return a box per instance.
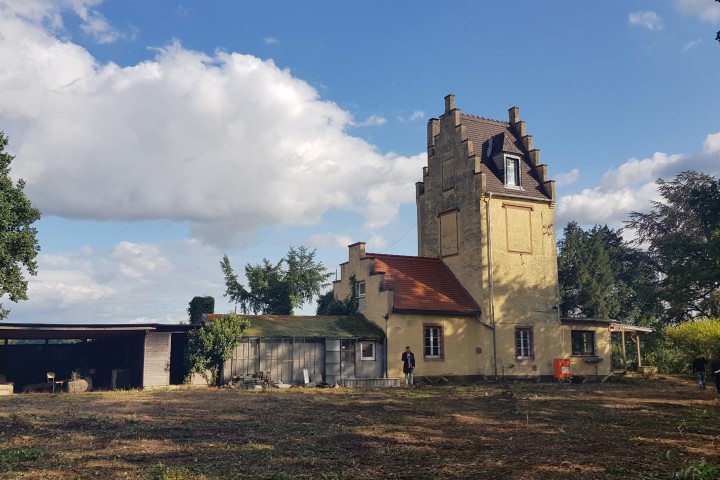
[0,323,193,393]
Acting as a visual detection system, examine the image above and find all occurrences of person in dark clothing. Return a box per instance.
[401,346,415,385]
[692,355,708,389]
[710,355,720,394]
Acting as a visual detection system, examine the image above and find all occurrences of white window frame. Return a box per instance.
[357,281,366,298]
[515,327,533,359]
[505,155,521,187]
[357,281,366,311]
[424,325,443,359]
[360,342,376,361]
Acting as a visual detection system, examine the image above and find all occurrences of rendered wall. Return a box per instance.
[385,312,491,379]
[482,197,562,377]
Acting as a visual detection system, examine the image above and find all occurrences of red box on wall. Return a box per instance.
[553,358,571,380]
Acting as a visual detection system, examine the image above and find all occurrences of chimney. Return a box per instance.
[445,94,455,114]
[508,106,520,125]
[427,118,440,149]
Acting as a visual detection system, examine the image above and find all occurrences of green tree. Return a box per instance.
[187,296,215,325]
[558,222,660,322]
[316,274,359,315]
[559,222,621,318]
[185,312,250,386]
[221,246,332,315]
[626,171,720,322]
[0,132,41,320]
[649,318,720,374]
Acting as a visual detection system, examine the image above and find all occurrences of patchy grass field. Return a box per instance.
[0,376,718,480]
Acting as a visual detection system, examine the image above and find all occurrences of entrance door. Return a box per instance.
[341,340,356,379]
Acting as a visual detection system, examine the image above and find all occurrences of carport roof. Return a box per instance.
[560,318,654,333]
[0,323,193,340]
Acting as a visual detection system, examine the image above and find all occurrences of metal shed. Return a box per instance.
[205,314,390,386]
[0,323,193,392]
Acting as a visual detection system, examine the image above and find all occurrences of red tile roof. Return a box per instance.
[367,253,481,315]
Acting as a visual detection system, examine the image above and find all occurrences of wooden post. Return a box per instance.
[621,329,627,370]
[635,333,642,368]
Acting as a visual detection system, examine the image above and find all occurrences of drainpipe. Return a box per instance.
[485,192,498,379]
[383,313,389,379]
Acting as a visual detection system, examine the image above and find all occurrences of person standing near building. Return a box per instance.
[710,354,720,395]
[692,355,708,389]
[402,346,415,386]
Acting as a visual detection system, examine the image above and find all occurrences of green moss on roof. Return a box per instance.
[205,314,384,340]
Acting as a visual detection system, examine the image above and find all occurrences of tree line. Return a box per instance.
[559,171,720,327]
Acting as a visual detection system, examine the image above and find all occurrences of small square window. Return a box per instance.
[357,281,366,298]
[571,330,595,356]
[360,342,375,361]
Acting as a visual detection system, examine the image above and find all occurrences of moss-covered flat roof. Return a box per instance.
[205,314,385,340]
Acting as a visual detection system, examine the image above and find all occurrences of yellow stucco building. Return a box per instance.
[332,95,649,382]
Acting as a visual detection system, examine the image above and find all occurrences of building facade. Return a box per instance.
[332,95,633,381]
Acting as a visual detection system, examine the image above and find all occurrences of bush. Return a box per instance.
[185,313,250,386]
[642,319,720,374]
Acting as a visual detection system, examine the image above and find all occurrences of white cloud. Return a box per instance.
[556,138,720,233]
[674,0,720,22]
[76,8,120,44]
[398,110,425,123]
[597,152,684,189]
[704,131,720,154]
[0,3,425,249]
[353,115,387,127]
[14,239,229,323]
[306,232,355,249]
[554,168,580,187]
[263,37,279,45]
[628,11,664,30]
[682,39,702,52]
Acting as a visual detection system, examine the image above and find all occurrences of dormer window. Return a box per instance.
[505,156,521,187]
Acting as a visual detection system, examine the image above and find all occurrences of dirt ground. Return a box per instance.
[0,376,718,480]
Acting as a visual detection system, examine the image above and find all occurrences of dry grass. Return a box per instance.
[0,376,718,479]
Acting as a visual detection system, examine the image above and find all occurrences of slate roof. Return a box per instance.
[204,314,385,339]
[460,113,550,200]
[367,253,481,315]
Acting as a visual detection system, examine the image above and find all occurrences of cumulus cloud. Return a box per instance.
[628,11,664,30]
[556,135,720,232]
[0,3,425,249]
[554,168,580,187]
[13,239,229,323]
[306,232,355,250]
[704,131,720,154]
[674,0,720,22]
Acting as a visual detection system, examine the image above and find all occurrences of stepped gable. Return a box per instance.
[367,253,481,315]
[460,112,550,200]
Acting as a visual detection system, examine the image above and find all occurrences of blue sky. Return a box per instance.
[0,0,718,323]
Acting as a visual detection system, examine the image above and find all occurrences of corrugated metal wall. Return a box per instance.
[226,337,324,385]
[142,332,171,388]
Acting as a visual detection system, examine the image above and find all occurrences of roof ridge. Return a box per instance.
[367,252,443,261]
[459,112,508,125]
